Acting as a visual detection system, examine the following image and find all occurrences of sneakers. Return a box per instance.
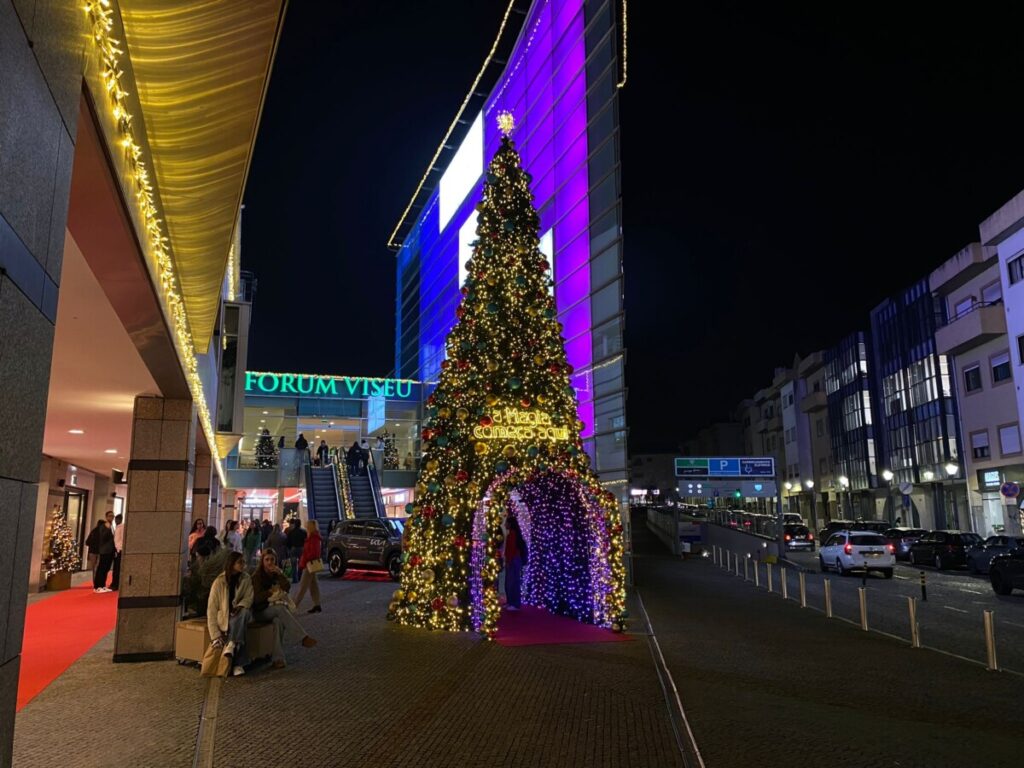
[95,587,112,593]
[307,605,322,614]
[232,665,245,677]
[222,640,235,657]
[301,636,317,648]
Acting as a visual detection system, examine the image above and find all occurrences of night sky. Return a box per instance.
[243,2,1024,455]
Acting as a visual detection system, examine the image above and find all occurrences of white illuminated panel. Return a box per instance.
[439,111,484,230]
[539,228,554,295]
[458,210,479,289]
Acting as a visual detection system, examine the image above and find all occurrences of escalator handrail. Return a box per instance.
[329,460,343,521]
[366,450,386,518]
[304,459,317,524]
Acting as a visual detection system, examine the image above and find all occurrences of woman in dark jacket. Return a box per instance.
[86,520,115,592]
[251,551,316,669]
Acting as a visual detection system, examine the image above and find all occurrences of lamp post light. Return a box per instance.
[805,479,817,530]
[839,475,850,518]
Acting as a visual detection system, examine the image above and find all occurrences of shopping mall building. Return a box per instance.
[0,0,625,759]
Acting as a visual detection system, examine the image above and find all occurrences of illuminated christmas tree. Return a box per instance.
[255,429,277,469]
[389,112,626,637]
[46,508,81,578]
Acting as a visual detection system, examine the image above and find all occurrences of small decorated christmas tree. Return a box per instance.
[383,432,399,469]
[255,429,277,469]
[390,112,626,637]
[46,508,81,579]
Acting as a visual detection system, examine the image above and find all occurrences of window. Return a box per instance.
[1017,334,1024,366]
[999,424,1022,456]
[1009,254,1024,285]
[953,296,975,319]
[963,365,982,392]
[992,352,1011,384]
[971,431,990,460]
[982,281,1002,304]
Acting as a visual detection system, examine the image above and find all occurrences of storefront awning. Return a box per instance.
[119,0,287,350]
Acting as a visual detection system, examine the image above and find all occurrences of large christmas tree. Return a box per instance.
[390,113,626,637]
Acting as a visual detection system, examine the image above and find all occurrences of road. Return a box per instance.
[781,548,1024,673]
[633,515,1023,768]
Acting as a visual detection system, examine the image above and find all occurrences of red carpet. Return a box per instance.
[17,584,118,711]
[495,605,632,647]
[342,569,392,582]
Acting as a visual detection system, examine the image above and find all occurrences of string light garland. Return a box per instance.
[388,114,627,638]
[83,0,225,486]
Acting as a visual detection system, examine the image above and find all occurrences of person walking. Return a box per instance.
[260,518,273,547]
[201,525,222,554]
[503,514,527,611]
[86,518,115,592]
[347,439,360,477]
[294,520,323,614]
[267,522,288,565]
[285,518,307,584]
[295,433,310,466]
[206,552,252,677]
[242,521,261,567]
[277,434,285,450]
[317,439,330,467]
[111,514,124,591]
[223,520,243,554]
[251,551,317,669]
[359,439,370,475]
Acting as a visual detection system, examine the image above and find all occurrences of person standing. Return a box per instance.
[277,434,285,450]
[267,523,288,564]
[206,552,253,677]
[347,439,360,477]
[86,518,115,593]
[295,433,309,466]
[111,514,124,591]
[251,551,317,669]
[294,520,323,614]
[503,514,527,611]
[317,439,329,467]
[359,439,370,475]
[403,452,414,470]
[188,519,206,555]
[260,518,273,548]
[223,520,243,554]
[242,521,261,567]
[285,518,307,584]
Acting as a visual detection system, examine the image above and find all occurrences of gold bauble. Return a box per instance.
[456,408,469,421]
[536,393,547,404]
[486,394,499,406]
[393,589,405,601]
[475,441,490,455]
[427,460,439,472]
[416,483,427,495]
[502,445,517,458]
[439,407,451,419]
[533,355,544,366]
[486,360,499,372]
[408,591,417,601]
[444,474,457,487]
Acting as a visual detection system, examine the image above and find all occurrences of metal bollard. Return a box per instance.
[983,610,998,671]
[767,563,773,592]
[824,579,833,618]
[858,587,868,631]
[907,596,920,648]
[798,571,807,607]
[734,553,740,576]
[744,557,750,581]
[781,567,788,599]
[754,561,760,587]
[920,570,927,602]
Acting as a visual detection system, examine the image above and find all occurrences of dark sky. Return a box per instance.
[243,2,1024,455]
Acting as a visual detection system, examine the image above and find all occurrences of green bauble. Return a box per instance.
[507,377,522,390]
[486,302,499,314]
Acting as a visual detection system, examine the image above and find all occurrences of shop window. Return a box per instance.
[991,352,1011,384]
[971,431,990,460]
[999,424,1022,456]
[963,365,982,392]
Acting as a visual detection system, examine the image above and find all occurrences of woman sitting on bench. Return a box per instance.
[251,551,318,669]
[207,551,252,677]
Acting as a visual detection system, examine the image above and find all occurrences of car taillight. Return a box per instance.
[784,534,791,541]
[808,533,814,540]
[844,543,852,555]
[887,544,895,554]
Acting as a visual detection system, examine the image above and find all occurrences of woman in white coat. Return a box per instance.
[207,551,253,676]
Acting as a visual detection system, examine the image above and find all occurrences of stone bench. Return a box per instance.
[174,617,276,664]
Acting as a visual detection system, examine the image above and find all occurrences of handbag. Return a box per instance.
[306,558,324,574]
[200,641,230,677]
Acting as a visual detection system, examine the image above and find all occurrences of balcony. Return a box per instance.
[935,301,1006,356]
[800,390,828,413]
[757,413,782,433]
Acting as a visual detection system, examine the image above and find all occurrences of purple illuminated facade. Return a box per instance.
[394,0,627,488]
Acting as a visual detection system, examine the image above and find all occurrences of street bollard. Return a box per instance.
[983,610,998,671]
[920,571,927,602]
[767,563,773,593]
[781,567,788,600]
[744,557,750,581]
[908,597,920,648]
[824,579,833,618]
[798,571,807,608]
[858,587,869,631]
[754,561,760,587]
[734,553,740,576]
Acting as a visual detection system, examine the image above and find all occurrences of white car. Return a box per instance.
[819,530,895,578]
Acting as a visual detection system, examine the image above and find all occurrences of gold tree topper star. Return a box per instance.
[497,110,516,136]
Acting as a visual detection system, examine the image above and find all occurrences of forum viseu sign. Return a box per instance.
[245,371,418,400]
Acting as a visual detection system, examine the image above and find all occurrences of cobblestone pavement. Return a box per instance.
[634,516,1023,768]
[14,574,683,768]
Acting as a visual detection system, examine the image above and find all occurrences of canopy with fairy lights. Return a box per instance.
[388,113,627,638]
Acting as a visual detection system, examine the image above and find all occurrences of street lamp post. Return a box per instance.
[805,479,816,529]
[882,469,894,524]
[945,463,960,529]
[839,475,851,519]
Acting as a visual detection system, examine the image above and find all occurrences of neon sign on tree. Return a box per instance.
[388,112,626,637]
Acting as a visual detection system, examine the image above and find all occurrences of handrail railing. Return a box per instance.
[366,450,386,518]
[942,298,1003,326]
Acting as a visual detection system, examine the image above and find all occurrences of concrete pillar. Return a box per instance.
[112,397,195,662]
[192,451,213,532]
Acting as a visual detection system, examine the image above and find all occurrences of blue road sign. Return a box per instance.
[708,458,741,476]
[740,458,775,476]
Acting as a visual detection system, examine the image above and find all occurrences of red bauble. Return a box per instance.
[410,555,423,567]
[422,506,436,519]
[461,286,469,295]
[457,359,470,370]
[453,535,467,548]
[519,398,531,408]
[456,469,469,482]
[426,395,436,406]
[421,428,434,441]
[456,306,466,319]
[431,597,445,612]
[479,416,493,427]
[548,363,561,374]
[539,260,550,271]
[440,359,450,369]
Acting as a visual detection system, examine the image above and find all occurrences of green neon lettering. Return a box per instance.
[396,381,412,398]
[383,380,395,397]
[344,378,360,395]
[297,376,315,395]
[258,374,278,393]
[280,375,297,393]
[315,378,338,396]
[245,371,258,391]
[361,379,370,396]
[370,379,384,397]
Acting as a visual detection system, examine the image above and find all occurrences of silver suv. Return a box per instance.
[327,518,404,580]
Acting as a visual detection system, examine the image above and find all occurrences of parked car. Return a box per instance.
[818,519,857,542]
[990,547,1024,595]
[819,531,895,578]
[884,527,928,560]
[907,530,983,570]
[326,518,404,580]
[783,524,814,551]
[850,520,890,534]
[967,535,1024,574]
[783,513,804,526]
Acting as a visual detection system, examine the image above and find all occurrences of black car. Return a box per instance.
[907,530,983,570]
[884,527,928,560]
[818,519,857,542]
[990,547,1024,595]
[850,520,890,535]
[783,524,815,551]
[326,518,404,580]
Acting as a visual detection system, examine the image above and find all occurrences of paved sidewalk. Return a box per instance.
[15,575,683,768]
[633,520,1023,768]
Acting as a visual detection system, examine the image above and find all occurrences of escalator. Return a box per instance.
[305,463,341,537]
